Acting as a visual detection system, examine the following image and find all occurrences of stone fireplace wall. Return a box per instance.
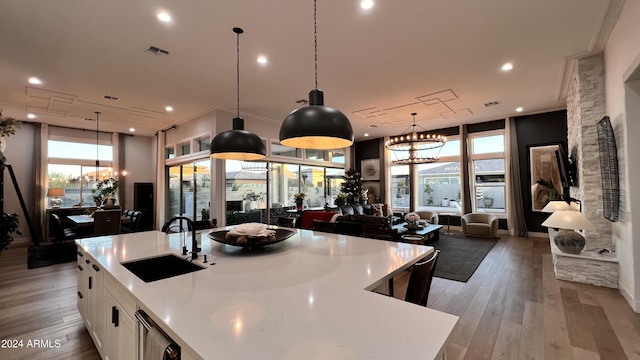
[566,54,613,250]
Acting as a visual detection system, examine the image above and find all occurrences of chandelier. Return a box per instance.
[240,161,268,172]
[385,113,446,165]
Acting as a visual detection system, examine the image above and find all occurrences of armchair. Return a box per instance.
[461,213,498,238]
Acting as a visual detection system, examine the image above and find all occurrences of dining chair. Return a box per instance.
[404,250,440,306]
[161,217,194,233]
[276,216,295,228]
[93,209,122,236]
[362,225,397,241]
[312,219,337,233]
[50,213,79,241]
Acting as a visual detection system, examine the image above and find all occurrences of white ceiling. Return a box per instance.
[0,0,623,139]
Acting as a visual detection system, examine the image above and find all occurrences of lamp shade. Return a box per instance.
[541,210,594,230]
[279,90,354,150]
[210,117,266,160]
[541,200,580,213]
[47,188,65,197]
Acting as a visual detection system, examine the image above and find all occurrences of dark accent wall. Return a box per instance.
[354,138,381,169]
[515,110,568,232]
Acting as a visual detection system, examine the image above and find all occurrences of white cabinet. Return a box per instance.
[104,290,136,360]
[81,255,106,357]
[76,249,88,322]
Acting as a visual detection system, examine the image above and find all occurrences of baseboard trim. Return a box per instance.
[618,280,640,313]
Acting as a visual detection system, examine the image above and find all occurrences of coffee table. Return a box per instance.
[393,223,443,244]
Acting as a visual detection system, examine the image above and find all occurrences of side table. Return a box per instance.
[440,212,458,235]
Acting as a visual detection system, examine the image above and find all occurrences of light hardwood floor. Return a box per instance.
[1,235,640,359]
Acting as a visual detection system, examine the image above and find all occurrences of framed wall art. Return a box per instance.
[361,158,380,181]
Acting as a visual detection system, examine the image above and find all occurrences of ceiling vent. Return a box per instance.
[483,100,501,108]
[103,95,119,101]
[146,46,170,58]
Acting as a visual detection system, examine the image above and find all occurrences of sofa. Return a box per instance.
[461,213,498,238]
[310,202,395,237]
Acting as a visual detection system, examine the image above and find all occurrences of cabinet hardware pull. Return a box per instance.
[85,259,90,264]
[89,277,92,290]
[92,264,99,271]
[78,265,83,271]
[77,291,83,299]
[77,251,83,257]
[112,306,119,327]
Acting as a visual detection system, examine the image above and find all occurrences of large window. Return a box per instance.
[47,139,113,207]
[390,165,409,209]
[416,138,461,213]
[469,132,506,214]
[225,160,343,225]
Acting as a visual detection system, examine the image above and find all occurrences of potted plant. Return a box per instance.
[441,197,450,207]
[334,192,348,206]
[483,195,494,208]
[396,181,405,198]
[0,110,21,152]
[243,191,263,211]
[0,212,21,246]
[93,177,119,207]
[293,193,306,210]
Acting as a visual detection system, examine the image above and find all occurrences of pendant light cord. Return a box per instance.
[236,30,241,118]
[314,0,318,90]
[95,111,100,171]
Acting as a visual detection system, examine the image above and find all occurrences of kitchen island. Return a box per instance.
[76,228,458,359]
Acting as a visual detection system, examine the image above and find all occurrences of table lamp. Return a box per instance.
[541,200,580,213]
[541,210,594,254]
[47,188,65,208]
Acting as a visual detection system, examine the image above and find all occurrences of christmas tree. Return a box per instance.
[341,168,363,204]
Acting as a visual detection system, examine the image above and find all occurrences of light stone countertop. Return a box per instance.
[77,228,458,359]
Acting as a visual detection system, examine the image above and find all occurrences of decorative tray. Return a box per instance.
[403,224,425,230]
[208,228,295,248]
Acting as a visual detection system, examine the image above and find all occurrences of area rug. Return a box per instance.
[431,233,498,282]
[27,242,77,269]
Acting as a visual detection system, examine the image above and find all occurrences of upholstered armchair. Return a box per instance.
[461,213,498,238]
[416,211,439,225]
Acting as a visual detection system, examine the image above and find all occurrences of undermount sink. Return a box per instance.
[121,254,205,283]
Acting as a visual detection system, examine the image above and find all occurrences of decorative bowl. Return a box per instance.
[404,223,424,230]
[208,228,295,248]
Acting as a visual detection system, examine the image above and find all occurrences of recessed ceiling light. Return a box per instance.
[361,0,374,10]
[28,77,42,85]
[165,106,174,112]
[515,107,523,112]
[129,128,136,132]
[257,55,268,65]
[27,113,36,119]
[364,133,369,137]
[501,62,514,72]
[157,11,172,23]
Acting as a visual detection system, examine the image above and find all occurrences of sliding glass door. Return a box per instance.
[166,159,212,221]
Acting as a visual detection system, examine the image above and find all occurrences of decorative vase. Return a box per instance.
[295,199,303,210]
[244,200,258,212]
[103,195,117,207]
[554,229,586,254]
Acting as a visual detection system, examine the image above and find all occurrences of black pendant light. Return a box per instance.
[210,27,266,160]
[279,0,354,150]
